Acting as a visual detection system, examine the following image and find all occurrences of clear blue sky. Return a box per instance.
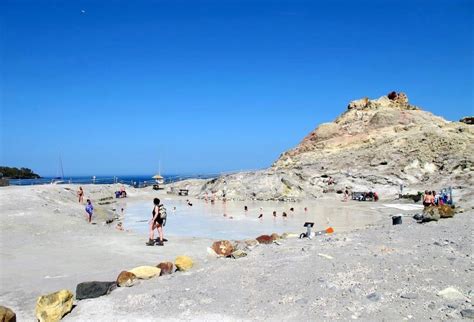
[1,0,472,176]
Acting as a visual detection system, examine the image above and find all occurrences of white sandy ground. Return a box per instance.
[0,184,472,320]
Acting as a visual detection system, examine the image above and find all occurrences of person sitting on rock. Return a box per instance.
[328,177,335,185]
[423,191,434,207]
[432,190,439,205]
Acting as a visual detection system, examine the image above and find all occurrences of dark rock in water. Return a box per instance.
[157,262,174,275]
[0,305,16,322]
[460,309,474,319]
[401,293,418,300]
[76,281,116,300]
[256,235,273,244]
[366,292,381,302]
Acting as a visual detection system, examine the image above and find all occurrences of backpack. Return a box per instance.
[159,204,167,219]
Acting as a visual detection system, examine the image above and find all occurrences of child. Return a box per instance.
[85,199,94,223]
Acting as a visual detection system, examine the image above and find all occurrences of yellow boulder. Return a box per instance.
[175,256,193,271]
[128,266,161,279]
[35,289,73,322]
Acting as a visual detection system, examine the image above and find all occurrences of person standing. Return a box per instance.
[85,199,93,223]
[77,186,84,203]
[147,198,164,246]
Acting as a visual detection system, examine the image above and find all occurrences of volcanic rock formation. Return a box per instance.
[170,92,474,202]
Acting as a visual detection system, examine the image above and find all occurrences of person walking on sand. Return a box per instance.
[77,186,84,203]
[147,198,164,246]
[85,199,93,223]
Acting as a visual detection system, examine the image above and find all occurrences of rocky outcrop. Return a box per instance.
[169,92,473,202]
[76,281,116,300]
[0,305,16,322]
[175,256,193,271]
[35,289,73,322]
[116,271,138,287]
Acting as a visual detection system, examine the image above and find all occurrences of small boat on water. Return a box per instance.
[51,156,65,184]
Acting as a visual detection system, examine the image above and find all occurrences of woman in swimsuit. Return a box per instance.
[77,186,84,203]
[423,191,434,207]
[147,198,164,246]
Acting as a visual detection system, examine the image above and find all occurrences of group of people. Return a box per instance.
[353,191,379,202]
[252,206,306,219]
[422,190,451,207]
[77,186,94,223]
[115,186,127,198]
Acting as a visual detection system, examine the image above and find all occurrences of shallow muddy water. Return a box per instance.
[123,197,418,240]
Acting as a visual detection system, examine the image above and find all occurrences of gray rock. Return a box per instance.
[437,287,466,301]
[295,298,308,305]
[76,281,116,300]
[460,309,474,319]
[401,293,418,300]
[366,292,381,302]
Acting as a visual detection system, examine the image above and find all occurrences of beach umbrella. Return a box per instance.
[152,174,163,179]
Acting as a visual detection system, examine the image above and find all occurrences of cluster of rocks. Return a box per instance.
[414,204,456,223]
[2,255,194,322]
[208,232,302,259]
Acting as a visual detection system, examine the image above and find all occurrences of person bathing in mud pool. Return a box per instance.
[147,198,166,246]
[85,199,93,223]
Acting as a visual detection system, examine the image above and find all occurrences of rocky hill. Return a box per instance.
[171,92,474,202]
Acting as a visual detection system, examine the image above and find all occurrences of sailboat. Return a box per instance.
[152,161,164,189]
[51,156,65,184]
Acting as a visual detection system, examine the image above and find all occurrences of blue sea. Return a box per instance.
[8,174,216,187]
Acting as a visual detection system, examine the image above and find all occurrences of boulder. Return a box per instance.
[347,97,369,110]
[211,240,234,257]
[244,239,259,249]
[231,249,247,259]
[421,206,441,222]
[270,233,280,241]
[438,205,455,218]
[128,266,161,280]
[232,240,247,251]
[157,262,174,275]
[256,235,273,244]
[437,287,466,301]
[35,289,73,322]
[0,305,16,322]
[116,271,138,287]
[422,205,455,221]
[175,256,193,271]
[76,281,116,300]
